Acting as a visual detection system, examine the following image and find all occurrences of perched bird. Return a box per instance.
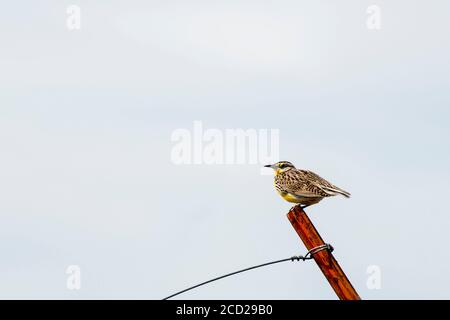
[265,161,350,209]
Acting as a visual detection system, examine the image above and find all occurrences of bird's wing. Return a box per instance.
[283,170,329,197]
[302,170,351,198]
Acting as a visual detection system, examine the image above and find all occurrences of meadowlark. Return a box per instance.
[265,161,350,209]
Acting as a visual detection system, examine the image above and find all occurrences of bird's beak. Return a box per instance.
[264,164,273,168]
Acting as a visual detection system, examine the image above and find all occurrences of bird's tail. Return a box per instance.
[322,186,351,198]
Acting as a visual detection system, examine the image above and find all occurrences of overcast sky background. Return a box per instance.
[1,1,450,299]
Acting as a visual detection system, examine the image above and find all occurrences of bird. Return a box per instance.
[264,161,350,209]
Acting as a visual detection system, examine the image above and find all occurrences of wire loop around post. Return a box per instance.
[289,243,333,261]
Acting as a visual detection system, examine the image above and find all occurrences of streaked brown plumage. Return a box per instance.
[265,161,351,208]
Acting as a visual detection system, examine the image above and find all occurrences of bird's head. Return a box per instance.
[264,161,295,175]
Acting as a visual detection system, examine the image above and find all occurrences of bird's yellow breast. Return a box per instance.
[277,191,301,203]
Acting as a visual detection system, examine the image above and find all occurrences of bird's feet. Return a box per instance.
[290,204,310,212]
[295,204,311,211]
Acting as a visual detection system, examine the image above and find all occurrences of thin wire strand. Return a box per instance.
[162,244,333,300]
[163,257,297,300]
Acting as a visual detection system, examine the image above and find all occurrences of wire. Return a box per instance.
[162,243,333,300]
[163,257,298,300]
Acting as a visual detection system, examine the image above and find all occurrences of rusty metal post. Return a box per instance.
[287,206,361,300]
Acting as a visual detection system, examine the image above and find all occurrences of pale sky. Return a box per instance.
[1,1,450,299]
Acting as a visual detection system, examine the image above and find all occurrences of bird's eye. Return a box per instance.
[279,164,285,168]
